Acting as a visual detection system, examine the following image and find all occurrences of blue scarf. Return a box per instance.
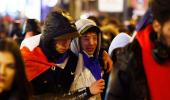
[55,51,69,64]
[82,51,101,80]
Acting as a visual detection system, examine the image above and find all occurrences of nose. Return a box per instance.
[89,38,95,45]
[0,65,6,76]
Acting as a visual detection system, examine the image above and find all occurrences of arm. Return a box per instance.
[103,50,113,73]
[63,79,105,100]
[64,87,92,100]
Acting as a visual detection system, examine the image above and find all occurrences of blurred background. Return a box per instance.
[0,0,151,49]
[0,0,150,21]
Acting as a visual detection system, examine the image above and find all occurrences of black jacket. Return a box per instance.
[31,51,78,95]
[105,40,150,100]
[31,51,92,100]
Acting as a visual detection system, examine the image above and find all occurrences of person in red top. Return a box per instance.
[105,0,170,100]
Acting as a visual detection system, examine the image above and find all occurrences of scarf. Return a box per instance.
[81,51,101,80]
[55,51,69,64]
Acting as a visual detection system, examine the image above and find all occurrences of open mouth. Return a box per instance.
[59,49,67,53]
[0,78,5,83]
[86,48,95,52]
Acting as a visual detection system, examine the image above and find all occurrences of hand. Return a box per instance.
[89,79,105,95]
[103,50,113,72]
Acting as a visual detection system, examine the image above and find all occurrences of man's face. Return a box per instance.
[153,20,170,47]
[55,39,71,54]
[161,20,170,47]
[80,32,97,55]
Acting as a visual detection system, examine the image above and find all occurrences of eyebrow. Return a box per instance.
[0,61,15,64]
[7,63,15,67]
[82,34,97,37]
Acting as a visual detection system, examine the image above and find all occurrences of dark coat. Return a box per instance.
[31,50,78,96]
[105,40,150,100]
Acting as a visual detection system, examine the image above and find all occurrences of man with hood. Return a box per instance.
[20,11,102,99]
[70,19,110,100]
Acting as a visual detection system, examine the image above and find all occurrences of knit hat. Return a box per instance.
[108,32,131,56]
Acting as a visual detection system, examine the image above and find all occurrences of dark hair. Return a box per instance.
[0,22,7,39]
[23,19,41,35]
[9,22,22,37]
[151,0,170,25]
[0,38,31,100]
[0,23,6,33]
[83,26,101,35]
[9,22,23,44]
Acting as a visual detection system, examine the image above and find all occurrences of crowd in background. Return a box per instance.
[0,10,137,48]
[0,0,170,100]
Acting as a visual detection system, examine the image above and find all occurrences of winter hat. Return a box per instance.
[108,32,131,56]
[75,19,101,35]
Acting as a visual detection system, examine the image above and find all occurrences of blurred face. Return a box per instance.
[55,39,71,54]
[80,32,97,55]
[161,20,170,47]
[0,32,7,39]
[0,52,15,93]
[153,20,170,47]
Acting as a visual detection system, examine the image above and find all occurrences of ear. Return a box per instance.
[152,20,161,35]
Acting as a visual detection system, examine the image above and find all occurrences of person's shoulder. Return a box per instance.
[115,39,142,71]
[20,34,42,51]
[124,39,141,52]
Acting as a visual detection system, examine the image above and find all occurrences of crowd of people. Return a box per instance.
[0,0,170,100]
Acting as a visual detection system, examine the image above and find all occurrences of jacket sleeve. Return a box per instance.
[61,87,93,100]
[104,67,130,100]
